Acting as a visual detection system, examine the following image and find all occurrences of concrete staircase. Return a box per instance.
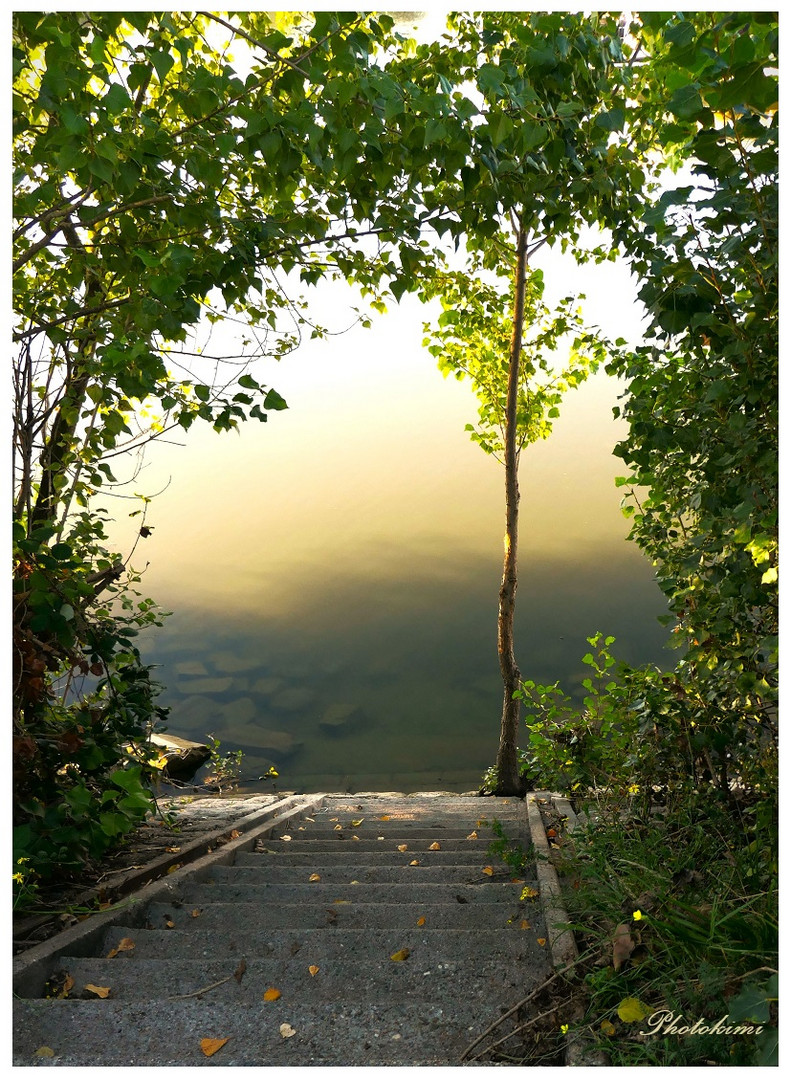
[13,794,555,1066]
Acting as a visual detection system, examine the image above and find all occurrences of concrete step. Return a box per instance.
[100,924,549,965]
[45,950,532,1003]
[174,880,536,907]
[254,837,505,853]
[144,899,540,932]
[197,863,528,885]
[13,994,540,1066]
[234,848,519,866]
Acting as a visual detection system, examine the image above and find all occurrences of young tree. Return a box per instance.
[410,11,641,793]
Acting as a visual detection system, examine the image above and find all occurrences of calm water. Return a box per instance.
[110,259,670,793]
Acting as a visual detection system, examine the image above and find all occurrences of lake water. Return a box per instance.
[109,257,670,793]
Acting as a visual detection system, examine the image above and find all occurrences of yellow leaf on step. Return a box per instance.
[83,984,111,998]
[416,916,426,926]
[390,948,410,962]
[167,863,181,874]
[309,873,321,882]
[308,965,320,977]
[200,1038,229,1057]
[482,866,494,876]
[351,818,364,826]
[379,815,391,821]
[409,860,420,866]
[428,842,441,850]
[537,937,547,946]
[280,1023,297,1039]
[334,824,343,831]
[263,988,282,1001]
[34,1047,55,1058]
[190,909,201,918]
[397,844,408,852]
[466,831,478,840]
[520,920,531,930]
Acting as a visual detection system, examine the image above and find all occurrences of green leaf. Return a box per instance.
[617,998,652,1023]
[263,389,288,411]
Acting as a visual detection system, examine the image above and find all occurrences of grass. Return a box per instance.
[556,793,778,1066]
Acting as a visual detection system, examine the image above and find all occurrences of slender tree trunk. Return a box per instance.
[494,227,528,796]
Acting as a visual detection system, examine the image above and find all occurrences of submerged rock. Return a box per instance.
[319,704,366,737]
[233,725,303,761]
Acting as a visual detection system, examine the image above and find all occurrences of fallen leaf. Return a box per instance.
[617,997,652,1023]
[397,844,408,852]
[537,937,547,947]
[298,826,306,831]
[352,835,360,841]
[190,909,201,919]
[377,836,385,840]
[167,863,181,874]
[165,846,181,853]
[308,965,320,977]
[601,1019,617,1036]
[263,987,282,1001]
[34,1048,55,1058]
[379,815,391,821]
[233,960,247,984]
[280,1023,297,1039]
[520,919,531,930]
[334,824,343,831]
[390,948,410,962]
[83,984,111,998]
[331,899,350,905]
[521,885,539,899]
[165,919,175,929]
[482,866,494,876]
[350,879,360,884]
[409,859,420,866]
[58,975,75,999]
[428,842,441,850]
[280,834,292,842]
[477,819,485,827]
[612,923,636,972]
[546,828,557,838]
[417,916,426,927]
[230,830,240,839]
[466,831,478,840]
[351,818,364,826]
[456,894,469,904]
[200,1038,229,1057]
[106,938,135,958]
[329,818,339,822]
[309,873,321,882]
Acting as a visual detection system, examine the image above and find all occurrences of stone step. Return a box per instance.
[254,837,505,853]
[13,994,540,1066]
[144,899,540,932]
[175,880,536,907]
[234,848,518,866]
[198,863,527,885]
[45,951,531,1004]
[277,825,518,840]
[100,924,549,965]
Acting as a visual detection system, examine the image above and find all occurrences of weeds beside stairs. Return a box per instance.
[13,792,574,1066]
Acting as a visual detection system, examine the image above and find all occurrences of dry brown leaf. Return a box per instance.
[263,987,282,1001]
[520,919,531,930]
[165,919,175,929]
[279,1023,297,1039]
[83,984,111,999]
[200,1038,229,1058]
[612,923,636,971]
[234,959,247,984]
[466,831,478,840]
[309,873,321,882]
[190,909,201,919]
[229,830,240,839]
[165,846,181,853]
[409,859,420,866]
[397,844,408,852]
[482,866,494,876]
[379,815,391,821]
[390,948,410,962]
[106,938,135,958]
[416,916,426,927]
[428,842,441,851]
[308,965,320,977]
[55,975,75,999]
[537,937,547,947]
